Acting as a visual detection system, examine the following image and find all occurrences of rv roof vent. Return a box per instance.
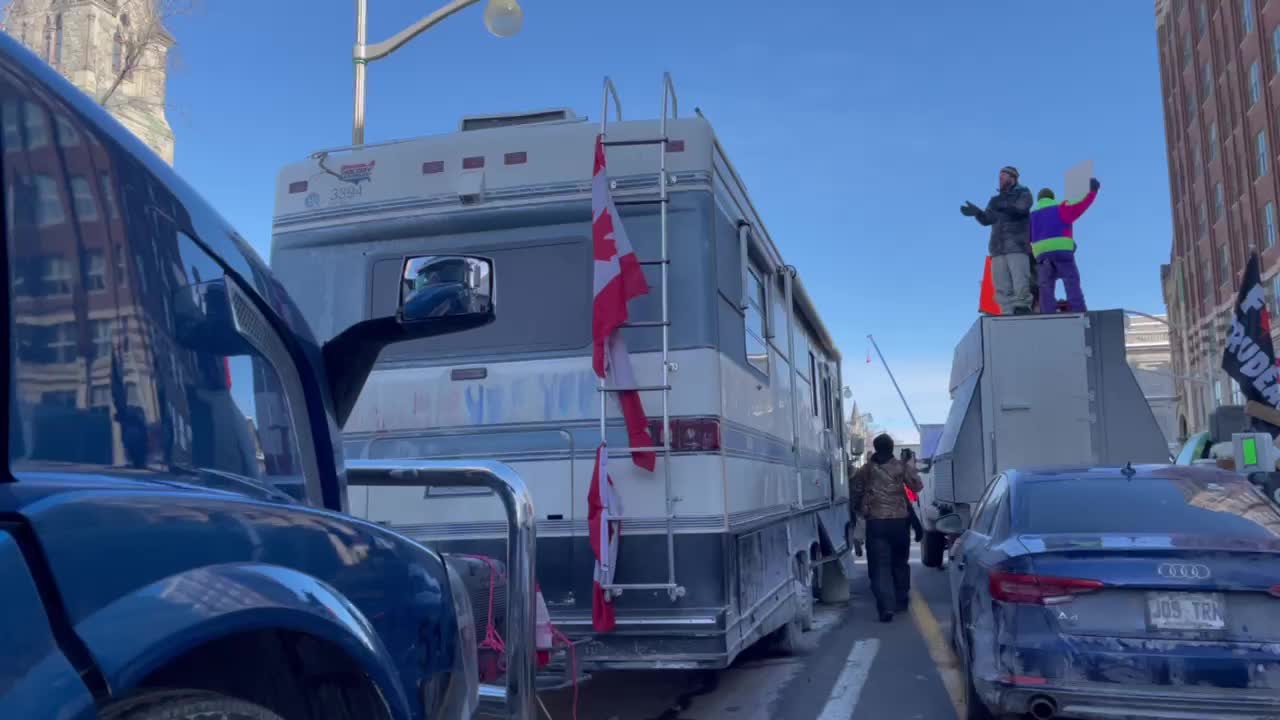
[459,108,580,132]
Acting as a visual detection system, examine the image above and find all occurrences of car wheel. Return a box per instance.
[101,691,284,720]
[922,530,946,569]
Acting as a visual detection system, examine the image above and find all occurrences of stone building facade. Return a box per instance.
[3,0,174,164]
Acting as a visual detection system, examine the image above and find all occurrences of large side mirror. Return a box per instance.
[935,513,967,536]
[399,255,494,323]
[323,254,497,428]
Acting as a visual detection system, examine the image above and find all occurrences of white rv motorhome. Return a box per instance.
[270,76,855,670]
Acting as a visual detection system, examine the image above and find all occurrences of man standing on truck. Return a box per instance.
[1029,178,1100,313]
[851,434,924,622]
[961,166,1035,315]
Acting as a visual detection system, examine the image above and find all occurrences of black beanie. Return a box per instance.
[1038,188,1055,200]
[872,433,895,456]
[1000,165,1020,181]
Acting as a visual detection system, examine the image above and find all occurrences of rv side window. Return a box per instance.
[809,352,819,416]
[744,264,769,376]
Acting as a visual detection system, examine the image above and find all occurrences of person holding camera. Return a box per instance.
[850,433,924,622]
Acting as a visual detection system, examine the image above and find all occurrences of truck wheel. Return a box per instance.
[795,553,815,632]
[101,690,284,720]
[922,530,945,569]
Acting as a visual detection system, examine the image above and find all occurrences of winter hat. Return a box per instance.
[1000,165,1020,181]
[1038,188,1055,200]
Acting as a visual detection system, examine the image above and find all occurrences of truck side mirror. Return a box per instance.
[323,254,498,427]
[398,255,494,323]
[935,513,967,535]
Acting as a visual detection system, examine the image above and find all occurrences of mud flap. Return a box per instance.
[816,507,858,579]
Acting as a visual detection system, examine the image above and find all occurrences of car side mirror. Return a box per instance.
[935,513,967,535]
[323,254,497,428]
[398,255,494,323]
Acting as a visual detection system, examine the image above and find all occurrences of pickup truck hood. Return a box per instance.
[1,465,296,513]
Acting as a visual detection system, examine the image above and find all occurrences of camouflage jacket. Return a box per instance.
[850,458,924,520]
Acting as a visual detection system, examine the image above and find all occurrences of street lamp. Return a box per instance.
[352,0,524,146]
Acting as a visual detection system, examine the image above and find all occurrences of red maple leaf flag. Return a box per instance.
[588,444,623,632]
[591,134,656,472]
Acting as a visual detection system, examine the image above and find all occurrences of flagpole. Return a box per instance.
[867,334,921,436]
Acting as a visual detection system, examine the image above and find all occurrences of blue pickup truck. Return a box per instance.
[0,32,536,720]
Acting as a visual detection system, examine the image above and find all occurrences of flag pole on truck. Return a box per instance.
[867,334,921,436]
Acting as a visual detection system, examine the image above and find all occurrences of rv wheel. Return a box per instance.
[795,553,815,632]
[922,530,945,569]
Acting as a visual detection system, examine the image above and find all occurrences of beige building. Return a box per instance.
[2,0,174,164]
[1124,313,1181,451]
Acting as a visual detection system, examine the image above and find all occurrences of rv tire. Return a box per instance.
[922,530,945,569]
[795,553,815,632]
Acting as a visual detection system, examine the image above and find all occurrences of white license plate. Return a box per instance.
[1146,592,1226,631]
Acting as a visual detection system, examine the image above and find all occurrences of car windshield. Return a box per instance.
[1015,474,1280,539]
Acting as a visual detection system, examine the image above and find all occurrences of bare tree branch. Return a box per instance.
[98,0,199,107]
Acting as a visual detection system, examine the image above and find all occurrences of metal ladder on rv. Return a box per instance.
[597,73,685,603]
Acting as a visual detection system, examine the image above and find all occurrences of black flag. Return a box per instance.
[1222,252,1280,436]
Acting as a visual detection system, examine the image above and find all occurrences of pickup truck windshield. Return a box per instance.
[6,89,308,501]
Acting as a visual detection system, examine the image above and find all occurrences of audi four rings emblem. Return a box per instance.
[1157,563,1211,580]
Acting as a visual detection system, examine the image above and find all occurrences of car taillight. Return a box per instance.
[645,417,721,452]
[1269,585,1280,598]
[989,571,1103,606]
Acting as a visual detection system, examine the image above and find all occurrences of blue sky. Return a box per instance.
[165,0,1171,442]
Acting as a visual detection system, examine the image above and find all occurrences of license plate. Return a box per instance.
[1146,592,1226,631]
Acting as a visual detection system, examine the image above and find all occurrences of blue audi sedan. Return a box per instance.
[938,465,1280,720]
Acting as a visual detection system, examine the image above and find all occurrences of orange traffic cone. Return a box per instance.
[979,256,1001,316]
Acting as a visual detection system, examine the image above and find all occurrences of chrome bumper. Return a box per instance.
[347,460,537,720]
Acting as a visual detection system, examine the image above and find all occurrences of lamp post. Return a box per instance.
[352,0,523,146]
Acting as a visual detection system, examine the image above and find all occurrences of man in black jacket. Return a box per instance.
[961,166,1035,314]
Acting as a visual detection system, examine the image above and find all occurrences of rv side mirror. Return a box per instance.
[935,513,967,535]
[399,255,494,324]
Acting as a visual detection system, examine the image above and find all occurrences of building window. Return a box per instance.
[114,244,127,285]
[42,17,52,62]
[34,175,64,227]
[1209,122,1218,161]
[1198,1,1208,35]
[1220,245,1231,286]
[1244,0,1255,33]
[1199,202,1208,236]
[70,176,98,221]
[1274,26,1280,74]
[1195,148,1204,182]
[1258,130,1269,179]
[1214,182,1224,220]
[1272,275,1280,314]
[23,102,49,149]
[40,255,72,295]
[100,173,119,219]
[1250,62,1262,107]
[53,14,62,66]
[1183,30,1192,68]
[1186,84,1197,119]
[51,323,75,363]
[86,250,106,291]
[744,265,769,376]
[92,319,113,358]
[111,32,123,74]
[1203,61,1213,100]
[1266,203,1278,249]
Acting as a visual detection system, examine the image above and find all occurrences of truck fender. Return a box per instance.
[75,563,413,720]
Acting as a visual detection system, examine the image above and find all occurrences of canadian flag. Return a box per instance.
[591,133,656,472]
[589,134,655,633]
[587,444,623,632]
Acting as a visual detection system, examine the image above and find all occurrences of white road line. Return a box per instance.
[815,638,880,720]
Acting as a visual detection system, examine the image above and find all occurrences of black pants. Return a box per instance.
[907,503,923,540]
[866,517,911,616]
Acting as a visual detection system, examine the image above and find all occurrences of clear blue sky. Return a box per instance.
[165,0,1171,442]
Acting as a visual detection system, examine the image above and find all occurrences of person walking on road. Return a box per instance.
[961,166,1035,315]
[1029,178,1100,313]
[851,434,924,623]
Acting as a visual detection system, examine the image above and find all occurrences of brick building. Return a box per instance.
[3,0,174,164]
[1156,0,1280,437]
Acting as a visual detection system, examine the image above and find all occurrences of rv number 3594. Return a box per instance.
[330,185,363,204]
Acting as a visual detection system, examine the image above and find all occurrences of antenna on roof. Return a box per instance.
[1121,462,1136,480]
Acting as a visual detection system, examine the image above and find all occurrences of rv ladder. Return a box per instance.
[596,73,686,604]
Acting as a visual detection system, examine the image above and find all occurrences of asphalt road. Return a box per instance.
[538,545,968,720]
